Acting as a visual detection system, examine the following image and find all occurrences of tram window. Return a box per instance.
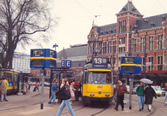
[87,72,111,84]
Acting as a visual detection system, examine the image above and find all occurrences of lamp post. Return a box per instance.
[144,33,147,78]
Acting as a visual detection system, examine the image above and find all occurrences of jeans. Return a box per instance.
[48,91,56,103]
[56,99,75,116]
[138,96,144,109]
[165,92,167,101]
[4,89,7,100]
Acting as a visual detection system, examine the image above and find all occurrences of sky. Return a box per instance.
[16,0,167,55]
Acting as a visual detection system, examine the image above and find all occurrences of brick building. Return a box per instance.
[87,1,167,86]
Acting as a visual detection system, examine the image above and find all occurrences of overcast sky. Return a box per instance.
[16,0,167,54]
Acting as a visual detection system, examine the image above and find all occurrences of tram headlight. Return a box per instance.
[105,94,110,97]
[98,90,102,94]
[90,93,94,96]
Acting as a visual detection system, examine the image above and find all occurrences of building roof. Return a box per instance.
[95,23,117,36]
[95,13,167,36]
[135,13,167,31]
[57,44,87,58]
[117,1,142,17]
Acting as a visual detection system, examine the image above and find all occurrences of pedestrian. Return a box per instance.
[3,77,8,101]
[136,82,145,111]
[144,84,157,112]
[0,77,6,102]
[74,81,80,101]
[23,81,27,95]
[70,81,75,101]
[114,79,127,111]
[48,78,57,104]
[33,82,37,92]
[56,79,75,116]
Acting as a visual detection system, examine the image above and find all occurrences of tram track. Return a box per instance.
[0,93,47,112]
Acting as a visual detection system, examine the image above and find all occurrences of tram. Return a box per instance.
[81,57,114,105]
[0,69,19,94]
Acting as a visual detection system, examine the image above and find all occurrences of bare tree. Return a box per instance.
[0,0,52,68]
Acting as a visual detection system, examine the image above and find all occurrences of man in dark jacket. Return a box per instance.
[115,79,127,111]
[136,82,145,111]
[144,84,157,112]
[56,79,75,116]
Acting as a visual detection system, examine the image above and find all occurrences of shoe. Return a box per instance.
[48,102,51,104]
[52,102,56,104]
[4,99,8,101]
[139,109,142,111]
[114,107,118,111]
[148,109,151,112]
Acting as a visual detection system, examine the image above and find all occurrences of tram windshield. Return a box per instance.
[86,72,111,84]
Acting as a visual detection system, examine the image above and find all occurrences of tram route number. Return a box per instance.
[93,57,107,64]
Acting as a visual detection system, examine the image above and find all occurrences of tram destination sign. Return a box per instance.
[93,57,108,68]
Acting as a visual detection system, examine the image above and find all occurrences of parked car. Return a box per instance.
[152,86,165,97]
[126,85,136,94]
[44,82,50,87]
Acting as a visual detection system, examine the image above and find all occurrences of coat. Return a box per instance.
[56,84,71,100]
[0,80,6,95]
[144,86,157,104]
[116,84,127,96]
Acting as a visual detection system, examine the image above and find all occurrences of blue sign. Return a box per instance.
[120,56,141,74]
[61,60,72,68]
[30,49,57,68]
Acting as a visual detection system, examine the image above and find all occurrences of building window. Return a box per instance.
[91,32,94,40]
[119,47,125,53]
[131,38,136,52]
[113,41,116,54]
[119,37,125,44]
[149,36,154,51]
[102,42,107,54]
[157,35,163,50]
[165,54,167,70]
[140,37,145,52]
[157,56,163,71]
[119,20,126,33]
[108,41,112,54]
[148,57,153,71]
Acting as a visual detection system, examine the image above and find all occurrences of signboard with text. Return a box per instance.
[30,49,57,68]
[61,60,72,68]
[120,56,141,74]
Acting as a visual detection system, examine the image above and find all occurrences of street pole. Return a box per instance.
[129,74,133,110]
[144,33,147,78]
[40,68,45,110]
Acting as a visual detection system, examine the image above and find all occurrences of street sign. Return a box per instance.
[120,56,142,74]
[61,60,72,68]
[30,49,57,68]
